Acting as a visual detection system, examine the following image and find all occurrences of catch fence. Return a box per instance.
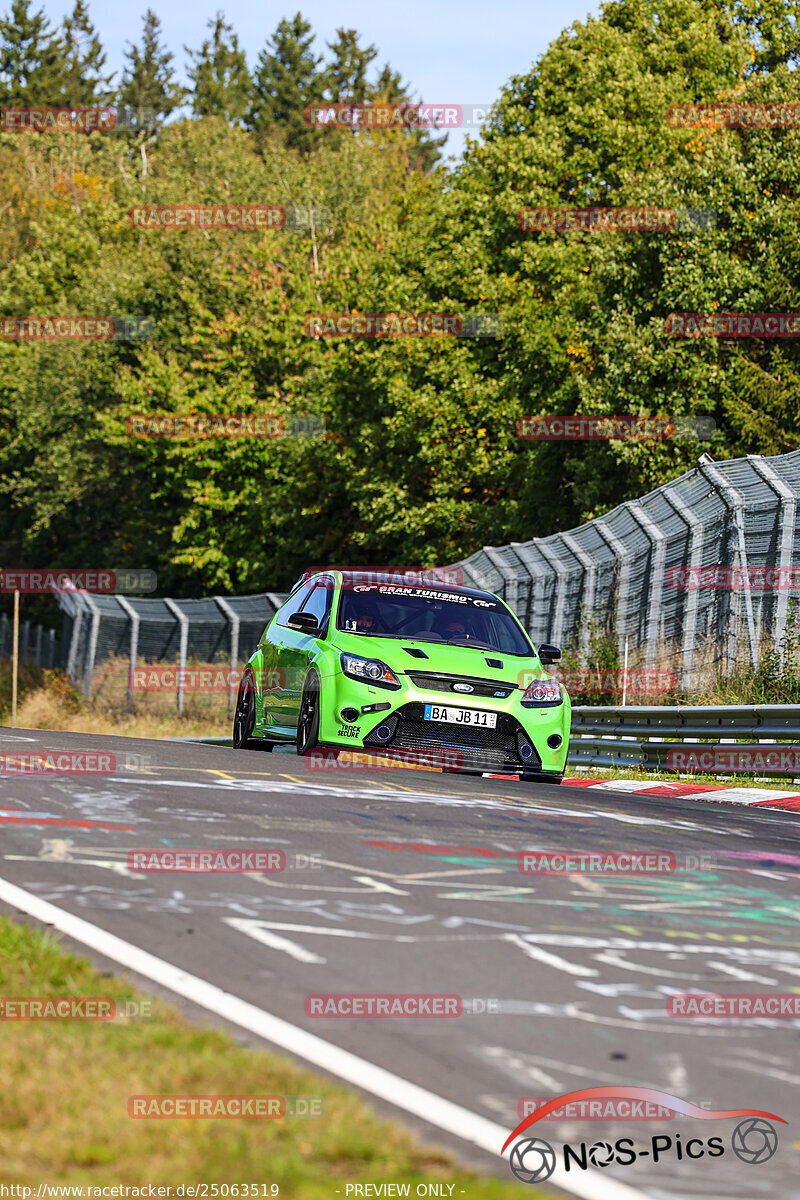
[9,449,799,712]
[454,450,800,689]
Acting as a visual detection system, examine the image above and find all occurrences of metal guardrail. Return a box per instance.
[568,704,800,776]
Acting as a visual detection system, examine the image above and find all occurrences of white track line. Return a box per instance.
[0,875,649,1200]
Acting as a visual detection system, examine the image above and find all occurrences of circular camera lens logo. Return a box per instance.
[588,1140,615,1167]
[509,1137,557,1184]
[731,1118,778,1165]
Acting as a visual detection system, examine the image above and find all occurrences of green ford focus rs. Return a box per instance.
[232,571,570,781]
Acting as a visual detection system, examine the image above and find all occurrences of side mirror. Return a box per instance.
[538,643,561,665]
[287,611,320,634]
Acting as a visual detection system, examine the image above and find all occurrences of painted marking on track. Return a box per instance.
[0,814,134,830]
[0,874,648,1200]
[226,918,325,964]
[351,875,409,895]
[505,933,599,977]
[225,921,405,941]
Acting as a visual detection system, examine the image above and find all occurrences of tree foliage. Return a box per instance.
[1,0,800,597]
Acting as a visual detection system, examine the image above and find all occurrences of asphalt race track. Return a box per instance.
[1,727,799,1200]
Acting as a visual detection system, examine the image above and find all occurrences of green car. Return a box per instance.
[232,572,570,781]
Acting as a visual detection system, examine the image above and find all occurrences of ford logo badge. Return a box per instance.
[452,683,474,693]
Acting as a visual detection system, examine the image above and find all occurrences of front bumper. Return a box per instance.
[318,669,570,774]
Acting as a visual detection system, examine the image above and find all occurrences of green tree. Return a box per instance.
[59,0,114,104]
[367,62,446,173]
[118,9,186,122]
[186,11,251,124]
[248,12,325,152]
[0,0,67,104]
[325,27,376,104]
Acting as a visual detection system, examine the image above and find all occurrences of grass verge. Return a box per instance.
[0,917,532,1196]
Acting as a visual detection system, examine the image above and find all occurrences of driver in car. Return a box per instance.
[440,616,469,639]
[352,606,376,633]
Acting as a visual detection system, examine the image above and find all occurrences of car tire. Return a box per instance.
[296,672,321,755]
[232,671,275,750]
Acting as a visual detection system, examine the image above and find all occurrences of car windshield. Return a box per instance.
[336,585,533,656]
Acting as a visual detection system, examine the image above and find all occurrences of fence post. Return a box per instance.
[47,629,56,669]
[163,598,188,717]
[698,462,758,673]
[747,455,798,660]
[81,592,101,701]
[595,519,634,661]
[481,546,519,613]
[34,624,42,667]
[214,597,240,719]
[21,620,30,663]
[116,596,140,713]
[508,542,552,645]
[11,590,19,727]
[0,612,8,655]
[65,595,84,680]
[625,502,668,669]
[531,540,569,648]
[559,533,597,661]
[663,485,704,691]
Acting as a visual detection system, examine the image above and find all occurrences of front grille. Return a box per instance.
[406,672,516,699]
[363,702,541,773]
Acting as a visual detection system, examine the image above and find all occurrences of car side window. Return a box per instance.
[301,579,334,635]
[274,583,314,628]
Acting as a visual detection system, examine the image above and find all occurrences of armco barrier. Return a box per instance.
[569,703,800,776]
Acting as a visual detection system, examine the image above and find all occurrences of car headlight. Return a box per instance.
[521,677,563,706]
[340,652,401,690]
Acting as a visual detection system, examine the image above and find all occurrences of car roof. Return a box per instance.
[293,570,499,603]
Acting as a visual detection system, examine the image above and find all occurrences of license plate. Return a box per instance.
[423,704,497,729]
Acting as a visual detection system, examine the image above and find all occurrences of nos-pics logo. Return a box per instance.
[502,1087,783,1184]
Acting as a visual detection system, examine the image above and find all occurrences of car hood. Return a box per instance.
[332,630,543,683]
